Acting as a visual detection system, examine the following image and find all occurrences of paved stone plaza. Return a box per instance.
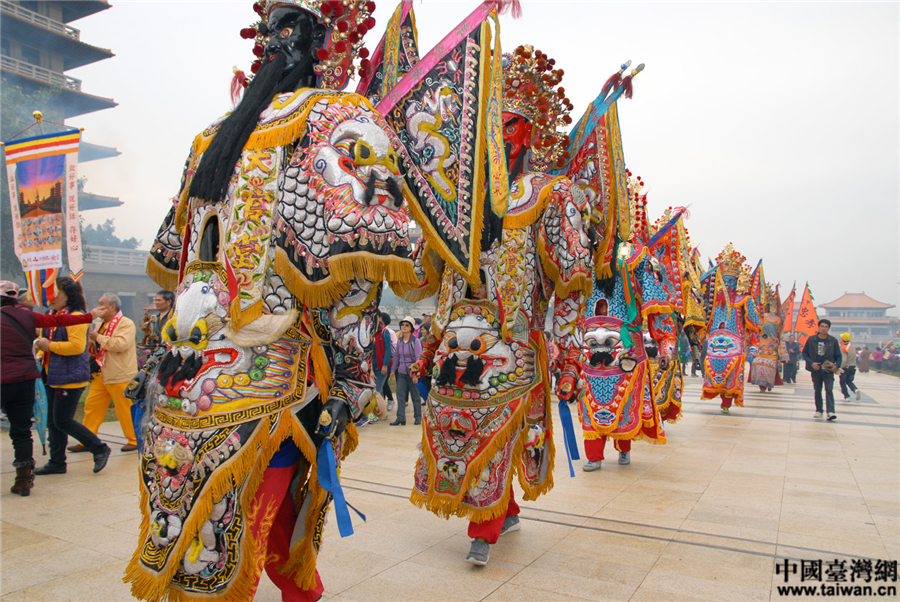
[1,371,897,601]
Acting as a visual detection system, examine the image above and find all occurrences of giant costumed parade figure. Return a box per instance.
[577,174,678,471]
[750,282,784,392]
[126,1,424,600]
[402,43,592,566]
[701,245,761,413]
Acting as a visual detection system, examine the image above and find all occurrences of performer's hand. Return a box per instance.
[659,356,671,371]
[316,397,350,440]
[35,337,50,352]
[556,374,576,401]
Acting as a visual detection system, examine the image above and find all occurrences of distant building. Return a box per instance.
[1,0,122,210]
[819,292,900,344]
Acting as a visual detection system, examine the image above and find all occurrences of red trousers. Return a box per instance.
[584,436,631,462]
[720,396,733,408]
[246,463,324,602]
[467,487,520,544]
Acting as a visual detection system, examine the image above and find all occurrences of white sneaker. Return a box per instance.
[855,390,861,401]
[842,396,850,402]
[618,451,631,465]
[582,461,602,472]
[827,413,837,421]
[813,411,823,418]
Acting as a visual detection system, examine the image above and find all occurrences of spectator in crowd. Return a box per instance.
[390,316,423,426]
[802,319,842,421]
[16,288,35,310]
[372,312,393,412]
[150,290,175,341]
[33,278,113,476]
[859,346,871,373]
[783,334,801,383]
[839,333,861,401]
[1,281,99,495]
[873,347,883,371]
[421,313,432,334]
[68,294,139,453]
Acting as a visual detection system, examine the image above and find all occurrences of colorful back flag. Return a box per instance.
[4,130,84,302]
[376,2,508,285]
[795,283,819,347]
[780,282,796,333]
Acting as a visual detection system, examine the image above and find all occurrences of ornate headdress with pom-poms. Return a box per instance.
[237,0,375,93]
[716,243,748,282]
[625,169,650,245]
[500,44,574,171]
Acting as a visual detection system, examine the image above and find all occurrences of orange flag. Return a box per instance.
[795,283,819,348]
[779,282,796,333]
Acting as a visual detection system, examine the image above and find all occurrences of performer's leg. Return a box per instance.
[720,396,733,408]
[583,437,606,462]
[264,467,325,602]
[82,375,112,435]
[467,486,519,545]
[613,439,632,453]
[107,382,138,445]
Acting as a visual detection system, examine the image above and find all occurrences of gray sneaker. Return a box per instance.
[855,389,861,401]
[582,460,602,472]
[466,538,490,566]
[618,451,631,465]
[500,515,520,536]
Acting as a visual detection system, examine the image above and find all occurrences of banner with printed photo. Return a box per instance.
[4,130,83,282]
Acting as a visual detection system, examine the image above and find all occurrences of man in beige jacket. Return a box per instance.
[69,294,139,452]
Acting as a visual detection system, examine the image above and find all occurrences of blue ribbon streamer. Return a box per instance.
[557,399,581,477]
[316,434,366,538]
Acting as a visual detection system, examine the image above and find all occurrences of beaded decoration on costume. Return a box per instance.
[501,45,574,171]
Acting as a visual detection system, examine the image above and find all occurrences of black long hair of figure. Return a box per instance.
[188,15,325,202]
[594,236,621,299]
[55,277,87,312]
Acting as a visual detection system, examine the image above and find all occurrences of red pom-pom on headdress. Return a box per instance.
[230,68,249,105]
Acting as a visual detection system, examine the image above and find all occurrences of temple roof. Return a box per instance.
[821,292,894,309]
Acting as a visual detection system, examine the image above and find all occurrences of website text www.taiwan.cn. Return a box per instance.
[776,559,897,597]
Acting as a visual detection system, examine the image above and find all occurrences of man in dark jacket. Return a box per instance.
[784,334,801,383]
[0,281,97,496]
[801,319,842,421]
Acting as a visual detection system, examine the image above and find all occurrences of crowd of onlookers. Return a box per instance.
[1,280,174,497]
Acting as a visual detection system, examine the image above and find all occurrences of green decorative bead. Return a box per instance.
[490,377,499,387]
[499,374,508,383]
[249,367,265,381]
[253,355,269,368]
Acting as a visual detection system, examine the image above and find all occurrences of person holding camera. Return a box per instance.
[801,318,842,421]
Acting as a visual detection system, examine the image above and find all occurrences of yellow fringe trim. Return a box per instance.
[274,248,416,310]
[502,176,564,230]
[392,243,443,302]
[146,257,179,292]
[191,91,374,158]
[537,237,594,299]
[229,297,264,332]
[126,406,317,602]
[308,341,333,406]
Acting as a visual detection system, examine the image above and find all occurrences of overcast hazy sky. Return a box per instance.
[65,1,899,311]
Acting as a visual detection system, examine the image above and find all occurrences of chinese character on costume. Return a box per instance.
[400,42,591,566]
[701,245,761,413]
[126,1,425,599]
